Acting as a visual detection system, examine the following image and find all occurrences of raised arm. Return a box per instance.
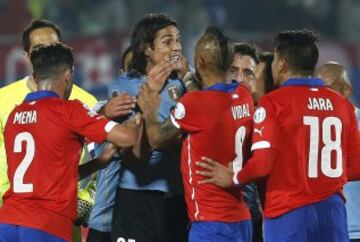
[137,84,181,150]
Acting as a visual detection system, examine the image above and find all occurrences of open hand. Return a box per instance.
[196,157,234,188]
[147,58,179,92]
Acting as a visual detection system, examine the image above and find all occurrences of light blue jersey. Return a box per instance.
[88,74,185,232]
[109,74,185,193]
[88,143,120,232]
[344,107,360,239]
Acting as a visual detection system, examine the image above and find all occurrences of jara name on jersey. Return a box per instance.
[307,97,333,111]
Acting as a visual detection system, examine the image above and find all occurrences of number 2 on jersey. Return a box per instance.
[303,116,343,178]
[13,132,35,193]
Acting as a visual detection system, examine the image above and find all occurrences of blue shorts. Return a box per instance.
[189,220,252,242]
[264,194,349,242]
[0,224,66,242]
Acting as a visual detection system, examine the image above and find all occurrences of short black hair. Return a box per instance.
[258,51,276,93]
[274,29,319,75]
[121,46,132,71]
[30,43,73,81]
[128,13,177,77]
[233,43,259,64]
[23,19,62,53]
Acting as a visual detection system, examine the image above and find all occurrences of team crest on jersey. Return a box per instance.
[168,85,181,101]
[174,102,185,120]
[253,107,266,123]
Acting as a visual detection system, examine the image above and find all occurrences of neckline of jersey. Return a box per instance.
[205,81,239,93]
[25,90,59,102]
[281,77,324,87]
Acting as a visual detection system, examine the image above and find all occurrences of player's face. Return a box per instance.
[27,27,60,56]
[147,25,181,67]
[227,54,256,91]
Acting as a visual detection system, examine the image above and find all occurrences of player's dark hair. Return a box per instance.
[23,19,62,53]
[128,13,177,78]
[30,43,74,81]
[120,46,132,71]
[195,26,234,74]
[258,51,276,93]
[274,29,319,75]
[233,42,259,64]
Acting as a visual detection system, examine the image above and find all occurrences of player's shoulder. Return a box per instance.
[108,74,144,96]
[0,78,27,97]
[69,85,97,108]
[235,84,254,100]
[180,89,204,102]
[64,98,88,108]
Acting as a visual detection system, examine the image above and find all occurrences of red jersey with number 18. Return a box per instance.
[250,78,360,218]
[170,83,254,222]
[0,91,116,241]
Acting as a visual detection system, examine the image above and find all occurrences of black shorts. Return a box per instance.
[87,228,111,242]
[111,187,188,242]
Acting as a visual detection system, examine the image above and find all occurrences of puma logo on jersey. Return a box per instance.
[231,104,250,120]
[307,97,333,111]
[13,110,37,124]
[254,126,264,136]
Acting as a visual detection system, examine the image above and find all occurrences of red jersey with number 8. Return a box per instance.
[0,91,114,241]
[170,83,254,222]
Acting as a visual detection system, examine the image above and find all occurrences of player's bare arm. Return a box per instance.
[138,84,181,150]
[106,114,141,148]
[78,143,117,180]
[121,114,152,164]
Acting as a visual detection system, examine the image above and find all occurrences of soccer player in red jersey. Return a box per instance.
[196,29,360,242]
[315,62,360,242]
[138,27,254,242]
[0,43,138,242]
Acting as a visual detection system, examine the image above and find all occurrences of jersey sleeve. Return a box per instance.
[251,96,280,152]
[346,106,360,180]
[170,92,206,133]
[66,100,117,144]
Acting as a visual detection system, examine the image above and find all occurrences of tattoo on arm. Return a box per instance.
[144,112,181,150]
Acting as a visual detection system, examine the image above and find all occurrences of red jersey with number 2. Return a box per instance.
[0,91,115,241]
[171,83,254,222]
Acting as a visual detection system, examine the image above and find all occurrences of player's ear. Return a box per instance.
[278,57,287,74]
[64,68,73,86]
[197,56,206,72]
[344,85,352,99]
[32,73,38,84]
[144,44,152,57]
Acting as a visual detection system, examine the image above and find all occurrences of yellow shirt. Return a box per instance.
[0,77,97,204]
